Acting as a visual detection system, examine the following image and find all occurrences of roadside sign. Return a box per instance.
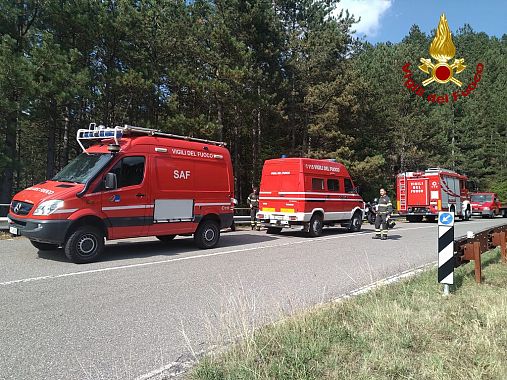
[438,211,455,289]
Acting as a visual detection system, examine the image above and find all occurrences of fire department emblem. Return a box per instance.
[419,14,466,87]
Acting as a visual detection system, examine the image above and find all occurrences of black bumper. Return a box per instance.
[7,214,71,245]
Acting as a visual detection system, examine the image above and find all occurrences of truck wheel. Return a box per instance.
[194,220,220,249]
[266,227,282,234]
[64,226,105,264]
[348,211,362,232]
[308,214,323,237]
[30,240,59,251]
[156,235,176,242]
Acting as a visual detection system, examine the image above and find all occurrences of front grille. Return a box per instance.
[10,200,34,216]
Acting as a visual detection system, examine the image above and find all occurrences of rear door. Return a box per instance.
[101,155,151,239]
[407,178,429,206]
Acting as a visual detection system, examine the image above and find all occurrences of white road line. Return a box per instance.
[0,225,435,287]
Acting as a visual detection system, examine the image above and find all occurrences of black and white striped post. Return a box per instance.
[438,211,455,296]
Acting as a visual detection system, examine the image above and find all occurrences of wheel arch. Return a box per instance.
[66,215,108,241]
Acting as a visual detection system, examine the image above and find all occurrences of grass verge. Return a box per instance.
[0,231,15,240]
[189,249,507,380]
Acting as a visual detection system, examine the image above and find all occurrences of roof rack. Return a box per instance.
[426,167,456,174]
[76,123,226,153]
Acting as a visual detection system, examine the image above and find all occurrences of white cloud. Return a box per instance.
[334,0,392,37]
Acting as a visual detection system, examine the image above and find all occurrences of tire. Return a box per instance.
[425,215,436,223]
[30,240,59,251]
[367,213,376,225]
[348,211,362,232]
[406,215,423,223]
[308,214,323,237]
[64,226,105,264]
[194,220,220,249]
[266,227,282,234]
[156,235,176,242]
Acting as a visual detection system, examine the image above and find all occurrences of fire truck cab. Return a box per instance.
[8,124,235,263]
[397,168,472,222]
[256,158,364,236]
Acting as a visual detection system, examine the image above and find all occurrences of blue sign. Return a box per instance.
[438,212,454,226]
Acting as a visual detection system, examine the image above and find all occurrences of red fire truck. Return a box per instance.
[8,124,235,263]
[396,168,472,222]
[256,158,364,236]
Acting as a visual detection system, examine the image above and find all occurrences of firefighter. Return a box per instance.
[247,186,260,230]
[372,188,393,240]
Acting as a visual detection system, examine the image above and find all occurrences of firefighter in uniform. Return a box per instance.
[247,186,260,230]
[373,188,393,240]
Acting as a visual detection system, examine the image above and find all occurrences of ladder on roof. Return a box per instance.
[76,123,226,153]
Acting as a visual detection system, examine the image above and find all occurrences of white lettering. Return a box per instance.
[304,164,340,173]
[270,171,291,175]
[174,170,191,179]
[26,187,55,195]
[171,148,216,159]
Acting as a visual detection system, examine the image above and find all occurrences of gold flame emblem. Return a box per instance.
[419,14,466,86]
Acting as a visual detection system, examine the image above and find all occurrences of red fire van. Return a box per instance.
[256,158,364,236]
[8,124,235,263]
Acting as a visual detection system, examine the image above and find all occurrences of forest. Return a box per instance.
[1,0,506,206]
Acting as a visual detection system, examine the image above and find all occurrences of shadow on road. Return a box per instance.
[36,232,279,263]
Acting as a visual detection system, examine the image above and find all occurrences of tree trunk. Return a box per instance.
[60,106,70,169]
[46,100,57,179]
[0,118,17,204]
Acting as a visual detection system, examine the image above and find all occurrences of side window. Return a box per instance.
[312,178,324,191]
[327,179,340,192]
[110,156,145,188]
[344,178,354,193]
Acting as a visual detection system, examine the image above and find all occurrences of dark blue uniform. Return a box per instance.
[374,195,393,240]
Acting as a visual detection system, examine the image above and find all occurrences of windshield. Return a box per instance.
[53,153,112,184]
[471,194,493,203]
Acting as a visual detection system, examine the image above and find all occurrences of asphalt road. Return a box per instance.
[1,217,506,380]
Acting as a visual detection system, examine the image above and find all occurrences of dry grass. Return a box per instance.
[0,231,15,240]
[189,249,507,380]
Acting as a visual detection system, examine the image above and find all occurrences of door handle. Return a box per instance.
[136,193,145,198]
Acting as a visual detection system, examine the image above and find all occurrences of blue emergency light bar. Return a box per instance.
[78,130,123,139]
[76,123,124,154]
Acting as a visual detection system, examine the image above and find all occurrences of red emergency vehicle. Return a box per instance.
[470,192,507,218]
[396,168,472,222]
[256,158,364,236]
[8,124,235,263]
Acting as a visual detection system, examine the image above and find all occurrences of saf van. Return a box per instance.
[8,124,235,263]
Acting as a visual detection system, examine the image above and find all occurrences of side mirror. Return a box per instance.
[104,172,117,190]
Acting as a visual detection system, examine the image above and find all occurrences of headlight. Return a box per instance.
[33,200,64,215]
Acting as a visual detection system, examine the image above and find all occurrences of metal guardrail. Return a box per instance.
[0,203,9,230]
[454,223,507,283]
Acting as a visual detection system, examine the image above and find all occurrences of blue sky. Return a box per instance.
[334,0,507,43]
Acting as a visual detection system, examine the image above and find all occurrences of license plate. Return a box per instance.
[9,226,18,235]
[273,215,283,220]
[270,220,281,225]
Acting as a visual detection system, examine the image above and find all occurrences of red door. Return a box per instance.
[407,178,429,206]
[101,155,152,239]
